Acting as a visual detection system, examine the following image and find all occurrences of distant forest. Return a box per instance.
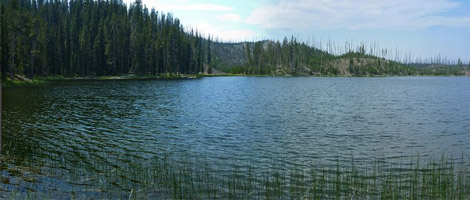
[0,0,469,80]
[212,38,470,76]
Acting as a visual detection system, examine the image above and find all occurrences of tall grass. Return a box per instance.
[1,152,469,199]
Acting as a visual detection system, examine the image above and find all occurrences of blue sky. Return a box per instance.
[125,0,470,62]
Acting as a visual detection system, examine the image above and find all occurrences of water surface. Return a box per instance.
[2,77,470,197]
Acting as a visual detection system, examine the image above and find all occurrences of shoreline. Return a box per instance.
[1,73,468,87]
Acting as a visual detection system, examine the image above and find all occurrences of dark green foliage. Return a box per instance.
[0,4,8,80]
[0,0,210,80]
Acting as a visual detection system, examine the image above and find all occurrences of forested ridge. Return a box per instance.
[0,0,469,81]
[214,39,470,76]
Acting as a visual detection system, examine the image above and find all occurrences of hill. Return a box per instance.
[211,40,469,76]
[0,0,468,80]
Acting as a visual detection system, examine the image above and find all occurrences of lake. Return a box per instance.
[1,77,470,198]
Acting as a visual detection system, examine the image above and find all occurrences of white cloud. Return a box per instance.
[216,13,242,22]
[160,4,232,11]
[124,0,258,41]
[246,0,470,30]
[128,0,233,12]
[193,23,256,41]
[146,3,232,12]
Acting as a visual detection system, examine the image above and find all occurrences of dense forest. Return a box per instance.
[0,0,212,80]
[0,0,469,80]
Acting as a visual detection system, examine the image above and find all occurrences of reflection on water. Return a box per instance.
[1,77,470,198]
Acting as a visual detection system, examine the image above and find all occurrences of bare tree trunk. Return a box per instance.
[9,38,15,81]
[30,41,36,79]
[113,31,117,75]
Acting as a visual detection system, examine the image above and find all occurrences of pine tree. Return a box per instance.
[0,4,8,80]
[207,35,212,74]
[244,42,252,74]
[8,0,20,80]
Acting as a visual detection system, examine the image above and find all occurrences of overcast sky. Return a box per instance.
[124,0,470,61]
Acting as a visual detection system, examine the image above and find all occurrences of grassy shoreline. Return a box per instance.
[1,151,469,199]
[0,74,199,87]
[1,73,468,87]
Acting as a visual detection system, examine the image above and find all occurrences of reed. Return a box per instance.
[1,152,469,199]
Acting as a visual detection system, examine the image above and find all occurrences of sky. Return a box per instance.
[124,0,470,62]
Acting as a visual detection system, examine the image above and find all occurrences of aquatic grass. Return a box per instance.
[1,151,470,199]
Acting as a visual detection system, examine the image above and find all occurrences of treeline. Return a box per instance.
[0,0,212,80]
[218,38,470,76]
[216,38,337,75]
[1,0,468,80]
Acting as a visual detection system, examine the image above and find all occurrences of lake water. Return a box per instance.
[1,77,470,198]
